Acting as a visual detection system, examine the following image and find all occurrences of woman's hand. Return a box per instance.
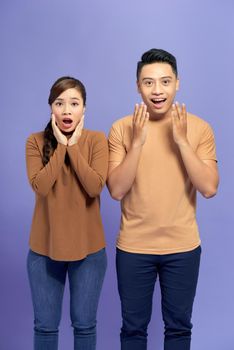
[51,114,68,145]
[68,115,84,146]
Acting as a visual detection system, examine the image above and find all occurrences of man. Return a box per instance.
[107,48,219,350]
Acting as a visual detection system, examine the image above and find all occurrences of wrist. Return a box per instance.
[57,140,67,146]
[177,138,190,148]
[130,142,143,151]
[68,139,77,147]
[131,141,144,150]
[57,140,67,147]
[131,137,145,149]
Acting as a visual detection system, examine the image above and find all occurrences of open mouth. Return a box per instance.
[151,98,167,107]
[61,117,73,129]
[62,118,73,125]
[63,118,72,124]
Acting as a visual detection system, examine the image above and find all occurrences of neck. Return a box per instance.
[62,130,73,138]
[149,111,171,122]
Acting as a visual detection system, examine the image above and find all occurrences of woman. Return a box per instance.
[26,76,108,350]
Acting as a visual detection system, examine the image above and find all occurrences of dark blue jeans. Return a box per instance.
[27,248,107,350]
[116,246,201,350]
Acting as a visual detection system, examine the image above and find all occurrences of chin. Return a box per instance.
[151,107,171,118]
[149,109,165,118]
[60,127,75,135]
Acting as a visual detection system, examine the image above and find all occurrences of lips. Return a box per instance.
[62,117,73,129]
[150,98,167,109]
[62,117,73,124]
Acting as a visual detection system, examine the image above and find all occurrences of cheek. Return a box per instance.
[74,116,82,127]
[138,89,148,101]
[166,88,176,100]
[75,110,84,120]
[52,111,63,125]
[51,107,59,118]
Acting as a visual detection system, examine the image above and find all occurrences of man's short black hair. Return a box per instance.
[137,48,178,80]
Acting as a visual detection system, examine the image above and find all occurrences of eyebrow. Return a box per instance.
[55,97,80,101]
[142,76,173,81]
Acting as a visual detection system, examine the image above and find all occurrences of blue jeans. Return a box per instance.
[27,248,107,350]
[116,246,201,350]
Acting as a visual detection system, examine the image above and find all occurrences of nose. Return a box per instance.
[152,81,162,95]
[62,103,71,115]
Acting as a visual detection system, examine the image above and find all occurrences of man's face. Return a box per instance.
[137,62,179,119]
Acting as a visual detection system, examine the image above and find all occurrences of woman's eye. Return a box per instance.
[55,102,62,106]
[72,103,79,107]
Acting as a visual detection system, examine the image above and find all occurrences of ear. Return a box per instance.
[176,78,180,91]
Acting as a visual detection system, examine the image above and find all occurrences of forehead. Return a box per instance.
[139,62,176,80]
[57,88,82,99]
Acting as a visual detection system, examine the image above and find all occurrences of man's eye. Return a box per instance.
[162,80,170,85]
[144,81,153,86]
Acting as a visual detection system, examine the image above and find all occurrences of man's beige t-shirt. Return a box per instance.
[108,113,217,255]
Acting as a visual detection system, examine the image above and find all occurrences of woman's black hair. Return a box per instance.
[42,76,86,165]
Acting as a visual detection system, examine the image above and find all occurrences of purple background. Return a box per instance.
[1,0,233,349]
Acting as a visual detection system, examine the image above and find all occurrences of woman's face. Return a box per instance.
[51,88,85,133]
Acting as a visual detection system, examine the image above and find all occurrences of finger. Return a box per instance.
[171,108,179,126]
[78,114,85,124]
[133,104,139,124]
[133,104,141,125]
[174,103,180,121]
[142,112,150,126]
[79,115,85,127]
[175,102,182,118]
[51,114,57,132]
[139,105,148,126]
[135,102,144,123]
[171,103,177,118]
[73,118,84,139]
[51,113,55,125]
[76,121,84,136]
[77,116,84,132]
[181,103,187,121]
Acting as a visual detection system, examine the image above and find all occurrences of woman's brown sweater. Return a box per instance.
[26,129,108,261]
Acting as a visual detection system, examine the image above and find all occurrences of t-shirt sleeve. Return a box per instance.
[196,123,217,161]
[108,122,127,163]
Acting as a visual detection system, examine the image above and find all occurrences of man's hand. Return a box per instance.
[107,103,149,201]
[132,103,149,148]
[68,115,84,146]
[51,114,68,145]
[171,103,219,198]
[171,102,188,146]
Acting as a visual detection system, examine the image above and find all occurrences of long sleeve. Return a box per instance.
[67,132,108,198]
[26,134,67,196]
